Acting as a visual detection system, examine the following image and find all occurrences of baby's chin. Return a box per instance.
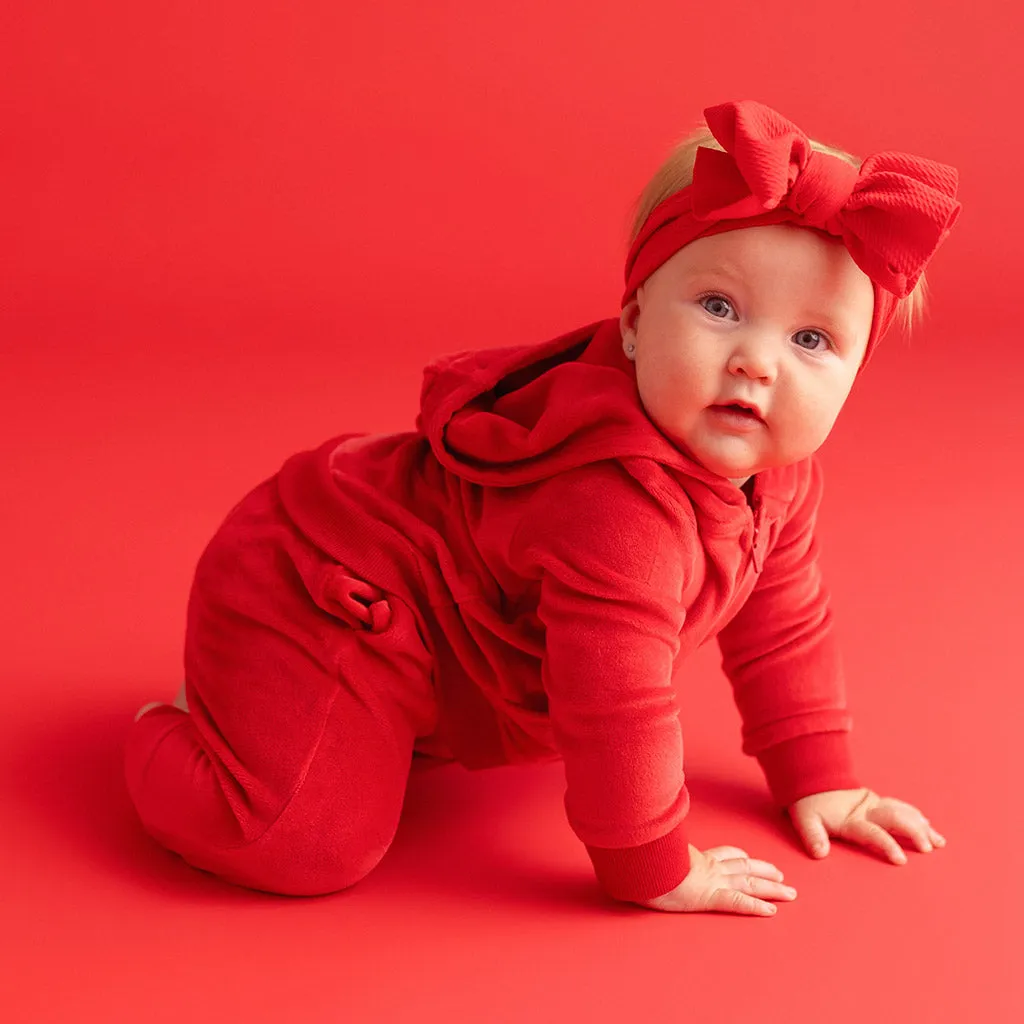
[648,413,777,478]
[696,451,772,484]
[661,434,757,481]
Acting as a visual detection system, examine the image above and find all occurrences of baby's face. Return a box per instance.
[619,224,874,485]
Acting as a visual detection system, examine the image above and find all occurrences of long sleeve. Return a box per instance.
[511,464,694,903]
[716,455,862,808]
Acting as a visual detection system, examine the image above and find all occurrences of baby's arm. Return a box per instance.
[511,464,694,904]
[716,454,861,809]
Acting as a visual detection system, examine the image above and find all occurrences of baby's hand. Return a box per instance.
[787,787,946,864]
[636,843,797,916]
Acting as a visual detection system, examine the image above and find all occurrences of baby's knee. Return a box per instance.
[214,828,393,897]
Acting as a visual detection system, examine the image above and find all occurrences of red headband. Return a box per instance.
[622,100,962,372]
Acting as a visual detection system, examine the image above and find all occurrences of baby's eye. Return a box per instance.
[700,295,735,319]
[794,329,830,351]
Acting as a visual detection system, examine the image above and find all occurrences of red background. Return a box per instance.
[2,2,1021,1021]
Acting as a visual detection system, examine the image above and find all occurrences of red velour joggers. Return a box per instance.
[123,475,441,895]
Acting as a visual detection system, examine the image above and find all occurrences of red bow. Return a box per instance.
[689,101,961,297]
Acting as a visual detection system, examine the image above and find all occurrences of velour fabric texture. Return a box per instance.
[127,319,854,903]
[125,99,961,905]
[622,99,961,373]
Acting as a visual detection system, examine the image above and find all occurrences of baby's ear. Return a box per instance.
[619,299,640,345]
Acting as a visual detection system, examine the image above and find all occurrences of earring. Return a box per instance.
[625,342,636,357]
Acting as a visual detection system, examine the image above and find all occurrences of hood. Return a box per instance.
[415,316,747,506]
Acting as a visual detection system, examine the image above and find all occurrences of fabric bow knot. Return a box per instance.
[689,101,962,297]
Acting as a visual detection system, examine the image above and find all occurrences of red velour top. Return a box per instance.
[275,315,861,903]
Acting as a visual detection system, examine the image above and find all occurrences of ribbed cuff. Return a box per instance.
[586,820,692,903]
[755,730,860,809]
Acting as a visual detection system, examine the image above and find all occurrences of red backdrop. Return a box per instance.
[2,3,1021,1022]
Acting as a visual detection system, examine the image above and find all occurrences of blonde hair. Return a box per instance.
[624,125,928,335]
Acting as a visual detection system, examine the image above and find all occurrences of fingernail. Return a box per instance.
[935,835,946,845]
[922,841,933,852]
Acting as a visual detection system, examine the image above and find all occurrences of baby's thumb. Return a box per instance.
[796,816,831,858]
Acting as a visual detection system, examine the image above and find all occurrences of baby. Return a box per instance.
[127,99,959,916]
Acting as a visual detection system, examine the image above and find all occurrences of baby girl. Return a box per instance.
[127,99,958,917]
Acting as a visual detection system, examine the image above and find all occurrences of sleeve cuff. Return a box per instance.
[585,820,692,903]
[755,730,861,808]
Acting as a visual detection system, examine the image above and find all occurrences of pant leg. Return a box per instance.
[124,476,439,896]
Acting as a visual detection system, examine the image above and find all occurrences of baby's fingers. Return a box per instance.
[708,877,795,917]
[843,819,907,864]
[871,802,946,853]
[718,855,787,883]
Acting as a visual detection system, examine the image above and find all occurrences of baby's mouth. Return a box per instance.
[713,403,762,420]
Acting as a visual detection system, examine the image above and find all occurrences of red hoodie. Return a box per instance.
[276,316,861,903]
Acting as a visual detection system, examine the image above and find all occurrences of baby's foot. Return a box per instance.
[172,681,189,713]
[134,701,165,722]
[134,682,189,722]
